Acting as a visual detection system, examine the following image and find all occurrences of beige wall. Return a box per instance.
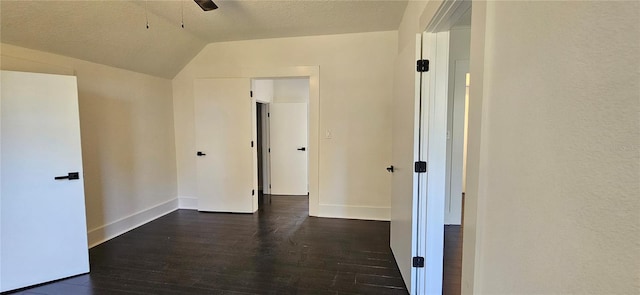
[464,1,640,293]
[391,1,640,293]
[1,44,178,247]
[172,31,397,220]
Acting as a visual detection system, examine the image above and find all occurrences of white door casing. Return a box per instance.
[269,102,308,195]
[1,71,89,292]
[194,78,256,213]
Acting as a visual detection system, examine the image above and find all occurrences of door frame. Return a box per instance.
[413,30,450,295]
[255,101,271,195]
[412,0,472,294]
[245,67,319,215]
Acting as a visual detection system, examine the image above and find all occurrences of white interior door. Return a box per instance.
[194,78,255,213]
[414,31,449,295]
[1,70,89,292]
[269,102,308,195]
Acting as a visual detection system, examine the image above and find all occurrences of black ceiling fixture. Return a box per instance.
[194,0,218,11]
[146,0,218,29]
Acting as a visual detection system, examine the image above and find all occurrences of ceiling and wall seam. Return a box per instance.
[1,0,409,79]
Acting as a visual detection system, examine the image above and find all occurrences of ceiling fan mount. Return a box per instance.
[194,0,218,11]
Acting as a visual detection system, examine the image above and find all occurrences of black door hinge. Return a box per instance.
[414,161,427,173]
[250,91,253,97]
[251,141,254,147]
[268,148,271,153]
[252,189,255,196]
[417,59,429,72]
[267,112,270,117]
[269,184,271,189]
[412,256,425,268]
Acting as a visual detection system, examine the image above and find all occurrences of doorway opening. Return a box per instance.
[256,101,269,204]
[252,77,310,209]
[442,8,471,295]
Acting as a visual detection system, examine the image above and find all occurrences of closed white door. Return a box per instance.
[1,71,89,292]
[194,78,255,213]
[269,102,308,195]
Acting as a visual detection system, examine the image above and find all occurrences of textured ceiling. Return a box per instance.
[1,0,408,78]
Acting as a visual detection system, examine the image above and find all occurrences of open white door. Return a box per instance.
[413,31,450,295]
[269,102,308,195]
[1,71,89,292]
[194,78,256,213]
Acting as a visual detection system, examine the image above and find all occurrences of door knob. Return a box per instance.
[386,165,394,173]
[197,151,207,156]
[55,172,80,180]
[297,147,306,151]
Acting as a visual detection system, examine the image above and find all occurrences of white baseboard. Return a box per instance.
[87,198,178,248]
[178,196,198,210]
[318,204,390,221]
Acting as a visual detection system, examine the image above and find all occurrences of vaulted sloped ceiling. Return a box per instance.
[1,0,408,79]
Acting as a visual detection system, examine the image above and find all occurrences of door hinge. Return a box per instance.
[268,148,271,153]
[412,256,425,268]
[251,141,254,147]
[267,112,270,117]
[417,59,429,72]
[250,91,253,97]
[252,189,255,196]
[414,161,427,173]
[269,184,271,189]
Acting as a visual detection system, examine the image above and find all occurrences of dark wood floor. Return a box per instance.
[7,196,415,295]
[7,196,462,295]
[443,225,462,295]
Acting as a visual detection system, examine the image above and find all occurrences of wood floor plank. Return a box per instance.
[5,196,462,294]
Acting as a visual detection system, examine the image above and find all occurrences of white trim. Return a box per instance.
[194,66,320,217]
[178,196,198,210]
[419,31,450,295]
[426,0,472,33]
[242,67,320,217]
[87,198,178,248]
[412,32,429,294]
[318,204,390,221]
[461,2,487,293]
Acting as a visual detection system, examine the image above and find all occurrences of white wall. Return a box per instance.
[173,31,397,220]
[252,79,274,103]
[1,44,178,247]
[463,1,640,293]
[273,78,309,103]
